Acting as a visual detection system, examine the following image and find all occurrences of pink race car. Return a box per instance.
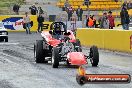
[34,22,99,68]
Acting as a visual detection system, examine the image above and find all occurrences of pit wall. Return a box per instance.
[76,29,132,53]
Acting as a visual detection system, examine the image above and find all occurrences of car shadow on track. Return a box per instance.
[36,62,80,69]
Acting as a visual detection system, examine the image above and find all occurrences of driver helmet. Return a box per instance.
[54,23,61,31]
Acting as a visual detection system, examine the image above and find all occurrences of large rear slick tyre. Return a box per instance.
[35,40,47,63]
[52,47,60,68]
[89,46,99,67]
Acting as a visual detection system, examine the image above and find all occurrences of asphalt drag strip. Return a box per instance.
[0,32,131,88]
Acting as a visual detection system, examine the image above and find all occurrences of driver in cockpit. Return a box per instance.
[51,22,67,40]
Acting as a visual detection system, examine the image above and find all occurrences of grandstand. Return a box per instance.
[57,0,122,10]
[56,0,132,17]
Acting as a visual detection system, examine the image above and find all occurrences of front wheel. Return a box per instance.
[52,47,60,68]
[89,46,99,66]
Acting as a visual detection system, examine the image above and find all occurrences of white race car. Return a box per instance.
[0,22,8,42]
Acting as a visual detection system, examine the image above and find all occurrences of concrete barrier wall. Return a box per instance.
[76,28,132,53]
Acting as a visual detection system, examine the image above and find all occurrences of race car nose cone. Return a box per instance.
[67,52,87,65]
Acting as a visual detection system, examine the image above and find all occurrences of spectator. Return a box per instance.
[114,0,118,2]
[99,12,109,29]
[23,12,31,34]
[84,0,89,7]
[29,4,37,15]
[37,14,44,32]
[13,4,20,15]
[70,15,77,36]
[98,16,102,28]
[122,1,128,9]
[127,1,132,10]
[120,5,130,30]
[76,6,83,21]
[84,15,88,27]
[64,0,70,10]
[67,6,74,21]
[37,6,44,16]
[86,15,95,28]
[108,11,115,29]
[86,15,89,27]
[92,15,96,28]
[86,15,90,28]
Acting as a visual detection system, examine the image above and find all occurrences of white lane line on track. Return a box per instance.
[0,43,19,45]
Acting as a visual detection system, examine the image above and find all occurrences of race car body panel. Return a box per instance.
[41,31,61,47]
[41,31,53,42]
[67,52,87,65]
[69,39,76,43]
[41,30,76,47]
[67,30,76,40]
[48,39,61,47]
